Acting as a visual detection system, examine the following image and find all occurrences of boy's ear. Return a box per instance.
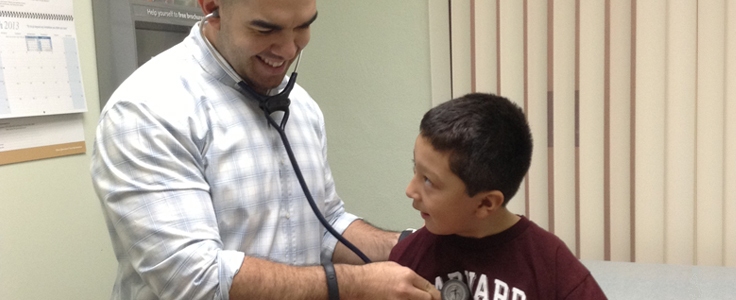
[475,190,505,218]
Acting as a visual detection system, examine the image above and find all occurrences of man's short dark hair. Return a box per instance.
[419,93,533,205]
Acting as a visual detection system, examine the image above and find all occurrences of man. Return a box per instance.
[90,0,440,299]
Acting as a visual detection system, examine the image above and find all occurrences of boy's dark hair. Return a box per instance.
[420,93,533,205]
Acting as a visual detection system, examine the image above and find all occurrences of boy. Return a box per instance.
[390,93,606,300]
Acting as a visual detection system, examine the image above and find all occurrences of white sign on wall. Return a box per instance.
[0,0,87,119]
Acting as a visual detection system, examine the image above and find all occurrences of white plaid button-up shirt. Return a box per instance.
[91,23,358,300]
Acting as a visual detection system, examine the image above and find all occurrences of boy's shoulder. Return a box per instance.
[515,217,577,257]
[390,227,433,256]
[520,217,568,244]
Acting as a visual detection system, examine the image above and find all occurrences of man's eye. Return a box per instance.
[253,28,274,34]
[423,177,432,186]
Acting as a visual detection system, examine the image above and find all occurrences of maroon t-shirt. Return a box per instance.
[389,216,607,300]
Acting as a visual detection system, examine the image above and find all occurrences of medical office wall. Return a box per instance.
[0,0,116,300]
[298,1,432,233]
[433,0,736,267]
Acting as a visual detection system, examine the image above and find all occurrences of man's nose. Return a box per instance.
[271,32,301,60]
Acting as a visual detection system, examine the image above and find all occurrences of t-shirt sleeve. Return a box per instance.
[388,233,408,263]
[555,244,608,300]
[388,227,422,266]
[562,273,608,300]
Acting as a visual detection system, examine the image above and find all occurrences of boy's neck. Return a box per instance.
[477,208,520,238]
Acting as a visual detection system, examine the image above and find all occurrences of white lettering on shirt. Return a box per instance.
[465,271,478,291]
[493,279,509,300]
[473,274,489,300]
[511,287,526,300]
[433,271,528,300]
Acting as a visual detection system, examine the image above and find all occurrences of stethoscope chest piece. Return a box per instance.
[441,279,471,300]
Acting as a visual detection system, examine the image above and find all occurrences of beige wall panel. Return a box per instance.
[695,0,726,266]
[474,0,498,94]
[429,1,452,106]
[726,0,736,268]
[451,1,472,98]
[499,0,527,215]
[437,0,734,267]
[499,0,525,100]
[608,0,632,262]
[634,0,667,264]
[664,0,697,266]
[578,0,606,260]
[526,0,550,230]
[552,0,578,252]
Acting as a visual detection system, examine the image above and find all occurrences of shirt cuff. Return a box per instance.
[218,249,245,300]
[321,212,360,264]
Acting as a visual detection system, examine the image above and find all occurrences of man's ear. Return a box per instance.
[475,190,505,218]
[198,0,222,32]
[198,0,221,16]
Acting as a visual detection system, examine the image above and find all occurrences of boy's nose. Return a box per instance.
[405,179,418,200]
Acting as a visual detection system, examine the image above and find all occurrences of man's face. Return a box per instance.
[215,0,317,94]
[406,135,484,237]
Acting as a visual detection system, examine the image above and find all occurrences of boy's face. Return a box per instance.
[406,135,485,237]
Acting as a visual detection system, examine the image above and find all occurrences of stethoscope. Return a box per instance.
[200,10,474,300]
[199,11,371,264]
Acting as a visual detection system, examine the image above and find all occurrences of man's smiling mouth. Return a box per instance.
[259,56,285,68]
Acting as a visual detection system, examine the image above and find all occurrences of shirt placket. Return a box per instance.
[277,141,294,264]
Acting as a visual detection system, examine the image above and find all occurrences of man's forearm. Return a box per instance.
[332,219,400,264]
[230,255,442,300]
[229,256,328,300]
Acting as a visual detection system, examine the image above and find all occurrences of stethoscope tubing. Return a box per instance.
[199,11,372,264]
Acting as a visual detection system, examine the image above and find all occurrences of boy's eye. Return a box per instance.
[423,176,432,186]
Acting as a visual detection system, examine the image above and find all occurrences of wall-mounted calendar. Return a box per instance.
[0,0,87,119]
[0,0,86,166]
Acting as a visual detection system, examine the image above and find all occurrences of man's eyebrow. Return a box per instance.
[299,11,318,28]
[249,11,318,30]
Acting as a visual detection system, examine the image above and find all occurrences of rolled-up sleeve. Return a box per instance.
[92,100,239,300]
[217,250,245,299]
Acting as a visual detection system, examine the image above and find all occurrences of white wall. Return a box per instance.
[0,1,432,298]
[0,1,117,299]
[299,1,431,231]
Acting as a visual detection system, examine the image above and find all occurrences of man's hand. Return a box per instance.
[337,261,441,300]
[229,252,440,300]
